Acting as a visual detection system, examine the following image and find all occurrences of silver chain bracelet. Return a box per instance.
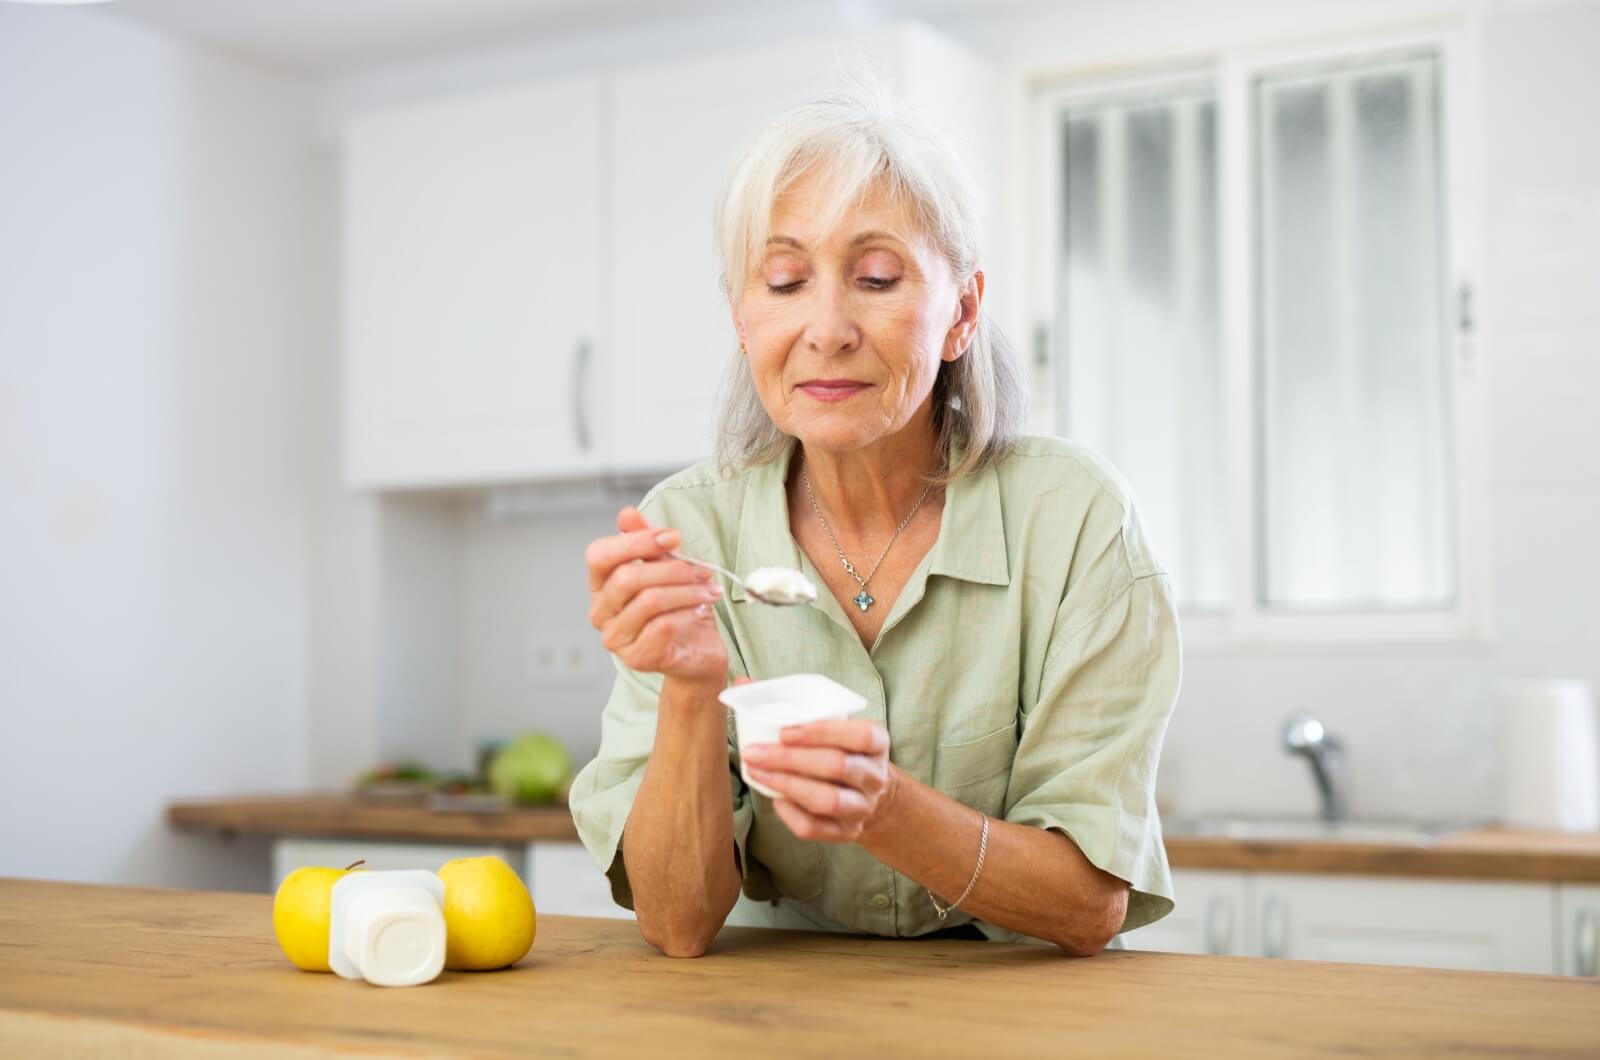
[927,814,990,920]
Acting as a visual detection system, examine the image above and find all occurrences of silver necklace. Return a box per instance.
[801,460,936,613]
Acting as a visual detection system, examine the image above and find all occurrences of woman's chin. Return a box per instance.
[786,420,888,454]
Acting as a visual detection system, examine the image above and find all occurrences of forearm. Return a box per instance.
[622,676,742,957]
[860,767,1128,955]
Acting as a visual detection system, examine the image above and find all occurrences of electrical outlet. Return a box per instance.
[527,633,602,686]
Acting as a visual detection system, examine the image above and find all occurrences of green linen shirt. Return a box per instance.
[568,434,1180,942]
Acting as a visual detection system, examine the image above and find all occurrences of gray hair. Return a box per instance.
[712,72,1027,482]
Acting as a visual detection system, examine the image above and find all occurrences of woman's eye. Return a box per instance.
[860,276,900,291]
[768,280,805,295]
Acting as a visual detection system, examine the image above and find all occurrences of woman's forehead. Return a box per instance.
[766,171,924,252]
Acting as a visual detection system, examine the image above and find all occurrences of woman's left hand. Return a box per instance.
[742,720,896,843]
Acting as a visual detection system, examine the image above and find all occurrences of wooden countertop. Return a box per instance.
[167,794,580,844]
[168,796,1600,883]
[1164,827,1600,883]
[2,878,1596,1059]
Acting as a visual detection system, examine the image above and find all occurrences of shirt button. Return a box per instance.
[869,893,891,909]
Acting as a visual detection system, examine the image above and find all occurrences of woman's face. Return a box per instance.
[731,169,980,456]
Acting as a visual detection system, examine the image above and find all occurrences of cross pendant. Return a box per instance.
[853,589,875,612]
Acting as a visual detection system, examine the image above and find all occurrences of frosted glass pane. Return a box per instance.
[1062,118,1106,447]
[1184,102,1227,608]
[1056,92,1225,609]
[1256,58,1452,610]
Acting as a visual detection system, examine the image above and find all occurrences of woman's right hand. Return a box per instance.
[586,507,729,685]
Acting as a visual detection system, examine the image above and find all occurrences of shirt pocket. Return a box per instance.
[933,720,1018,812]
[746,796,826,900]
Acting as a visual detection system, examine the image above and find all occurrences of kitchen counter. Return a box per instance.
[168,796,1600,882]
[167,793,580,844]
[1163,826,1600,882]
[2,878,1596,1059]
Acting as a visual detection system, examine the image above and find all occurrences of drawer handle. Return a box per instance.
[1263,896,1288,959]
[1578,911,1598,977]
[1205,895,1233,956]
[571,338,592,452]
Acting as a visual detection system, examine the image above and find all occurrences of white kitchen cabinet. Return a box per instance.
[1118,869,1252,956]
[607,24,995,473]
[341,24,992,487]
[1253,874,1556,975]
[1556,884,1600,977]
[526,840,634,921]
[271,837,520,889]
[342,75,605,488]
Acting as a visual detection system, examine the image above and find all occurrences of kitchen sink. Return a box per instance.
[1163,816,1472,845]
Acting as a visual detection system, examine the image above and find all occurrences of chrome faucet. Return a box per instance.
[1282,712,1346,822]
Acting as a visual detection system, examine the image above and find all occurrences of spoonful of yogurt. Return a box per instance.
[669,553,817,607]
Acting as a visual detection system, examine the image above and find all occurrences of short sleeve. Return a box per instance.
[998,521,1181,936]
[567,658,757,910]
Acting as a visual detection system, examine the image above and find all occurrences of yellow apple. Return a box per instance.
[271,859,365,972]
[437,855,536,970]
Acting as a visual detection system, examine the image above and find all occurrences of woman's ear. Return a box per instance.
[729,299,748,354]
[943,270,985,362]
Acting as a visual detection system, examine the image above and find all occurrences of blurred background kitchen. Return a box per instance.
[3,0,1598,974]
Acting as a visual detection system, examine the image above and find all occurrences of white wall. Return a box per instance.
[0,6,328,889]
[397,0,1600,824]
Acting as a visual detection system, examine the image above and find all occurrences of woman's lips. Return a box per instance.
[796,380,871,402]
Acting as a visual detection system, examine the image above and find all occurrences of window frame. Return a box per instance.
[1025,22,1490,650]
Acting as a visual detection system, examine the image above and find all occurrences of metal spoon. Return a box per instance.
[669,552,815,606]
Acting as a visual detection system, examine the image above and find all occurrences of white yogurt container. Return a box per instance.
[720,674,866,798]
[328,870,447,987]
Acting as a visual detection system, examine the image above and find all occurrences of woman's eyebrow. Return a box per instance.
[764,231,905,250]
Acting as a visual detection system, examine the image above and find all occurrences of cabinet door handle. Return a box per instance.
[571,338,592,452]
[1204,895,1234,956]
[1578,911,1598,977]
[1262,896,1288,959]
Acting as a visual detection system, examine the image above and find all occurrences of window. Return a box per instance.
[1031,32,1484,644]
[1256,55,1452,611]
[1055,86,1227,611]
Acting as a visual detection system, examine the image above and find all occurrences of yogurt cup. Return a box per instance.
[720,674,867,798]
[328,870,446,987]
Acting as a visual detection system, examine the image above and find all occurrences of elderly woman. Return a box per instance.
[570,82,1179,957]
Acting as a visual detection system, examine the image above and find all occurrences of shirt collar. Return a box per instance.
[927,455,1010,587]
[730,439,1010,602]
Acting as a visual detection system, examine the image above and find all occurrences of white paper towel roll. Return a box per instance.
[1503,679,1600,832]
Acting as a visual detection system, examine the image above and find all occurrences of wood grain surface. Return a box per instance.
[166,794,580,844]
[2,878,1597,1059]
[1164,826,1600,882]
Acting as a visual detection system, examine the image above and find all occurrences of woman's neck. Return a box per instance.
[795,408,942,539]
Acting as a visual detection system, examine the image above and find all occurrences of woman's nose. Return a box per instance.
[801,278,860,356]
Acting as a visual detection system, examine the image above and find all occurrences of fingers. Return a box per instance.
[770,796,854,843]
[589,558,712,629]
[585,521,681,593]
[601,581,722,652]
[742,744,888,796]
[779,719,891,757]
[616,506,652,534]
[746,766,871,822]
